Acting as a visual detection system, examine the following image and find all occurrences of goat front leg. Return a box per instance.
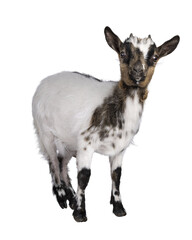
[109,151,126,217]
[73,148,93,222]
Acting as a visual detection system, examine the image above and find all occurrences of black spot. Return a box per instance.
[114,191,120,196]
[83,147,87,151]
[112,143,115,149]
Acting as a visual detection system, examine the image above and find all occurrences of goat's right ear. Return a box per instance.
[104,27,122,54]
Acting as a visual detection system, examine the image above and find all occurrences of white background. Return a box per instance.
[0,0,191,239]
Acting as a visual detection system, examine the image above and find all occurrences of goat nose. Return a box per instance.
[133,62,143,73]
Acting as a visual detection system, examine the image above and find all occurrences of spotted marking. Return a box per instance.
[84,136,90,141]
[118,133,122,139]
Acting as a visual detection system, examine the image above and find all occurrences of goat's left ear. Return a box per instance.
[104,26,122,54]
[157,35,180,58]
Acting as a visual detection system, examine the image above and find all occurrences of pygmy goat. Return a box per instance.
[32,27,180,222]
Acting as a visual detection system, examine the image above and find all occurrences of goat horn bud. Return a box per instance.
[129,33,133,38]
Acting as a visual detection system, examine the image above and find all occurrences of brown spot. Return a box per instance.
[88,142,91,145]
[84,147,87,151]
[112,133,114,137]
[84,136,90,141]
[118,133,122,139]
[112,143,115,149]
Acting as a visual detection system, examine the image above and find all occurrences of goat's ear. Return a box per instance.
[157,35,180,58]
[104,26,122,54]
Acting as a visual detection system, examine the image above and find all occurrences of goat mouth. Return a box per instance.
[130,74,145,85]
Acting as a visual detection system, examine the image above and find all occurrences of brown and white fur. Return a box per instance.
[32,26,180,222]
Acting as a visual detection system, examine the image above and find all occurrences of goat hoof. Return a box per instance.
[113,201,127,217]
[73,209,87,222]
[58,200,67,209]
[69,197,77,210]
[55,195,67,209]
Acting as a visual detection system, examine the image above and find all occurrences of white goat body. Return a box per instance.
[32,71,141,157]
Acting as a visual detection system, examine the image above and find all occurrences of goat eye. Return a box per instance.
[120,51,126,58]
[152,55,158,62]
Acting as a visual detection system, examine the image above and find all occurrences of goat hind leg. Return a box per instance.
[39,134,68,209]
[57,148,77,210]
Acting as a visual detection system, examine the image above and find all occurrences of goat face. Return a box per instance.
[104,27,180,88]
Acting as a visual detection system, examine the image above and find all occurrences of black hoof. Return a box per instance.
[69,197,77,210]
[73,209,87,222]
[113,201,126,217]
[57,198,67,209]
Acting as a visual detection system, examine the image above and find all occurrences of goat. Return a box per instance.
[32,27,180,222]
